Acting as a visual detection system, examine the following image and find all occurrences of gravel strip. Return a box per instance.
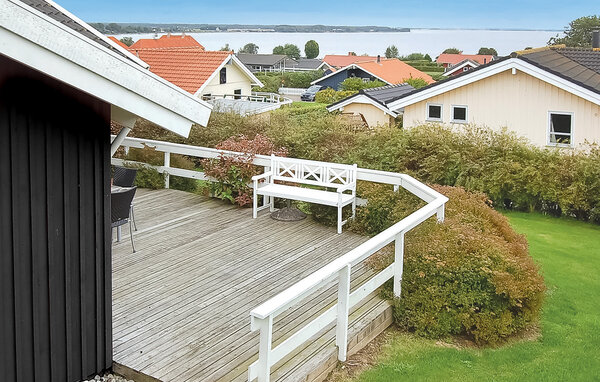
[82,373,134,382]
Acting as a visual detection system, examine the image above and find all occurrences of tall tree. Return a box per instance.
[548,15,600,47]
[119,37,134,47]
[239,43,259,54]
[442,47,462,54]
[220,43,231,51]
[304,40,319,59]
[385,45,399,58]
[478,47,498,55]
[273,43,301,59]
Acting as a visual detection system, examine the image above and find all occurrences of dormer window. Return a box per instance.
[219,67,226,84]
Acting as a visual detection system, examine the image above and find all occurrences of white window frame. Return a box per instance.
[451,105,468,124]
[426,103,443,122]
[547,111,574,148]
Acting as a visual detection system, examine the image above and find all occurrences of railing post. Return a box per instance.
[394,232,405,297]
[254,315,273,382]
[436,205,445,222]
[336,264,351,361]
[164,152,170,189]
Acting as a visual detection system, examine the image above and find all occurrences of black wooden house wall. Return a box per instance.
[0,56,112,382]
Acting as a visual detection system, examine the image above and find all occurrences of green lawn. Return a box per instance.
[347,212,600,382]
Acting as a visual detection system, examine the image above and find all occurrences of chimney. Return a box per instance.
[593,30,600,49]
[377,55,381,63]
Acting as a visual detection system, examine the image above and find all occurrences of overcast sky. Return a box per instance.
[57,0,596,30]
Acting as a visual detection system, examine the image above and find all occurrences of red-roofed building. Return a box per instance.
[129,47,262,97]
[312,57,434,89]
[322,53,379,68]
[130,34,205,50]
[436,53,494,68]
[107,36,130,50]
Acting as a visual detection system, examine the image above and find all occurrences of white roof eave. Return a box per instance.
[0,0,213,137]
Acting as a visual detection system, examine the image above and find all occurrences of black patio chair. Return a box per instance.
[113,166,138,230]
[111,186,137,253]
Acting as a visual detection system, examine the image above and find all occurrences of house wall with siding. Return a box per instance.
[342,102,394,127]
[403,69,600,147]
[201,62,253,96]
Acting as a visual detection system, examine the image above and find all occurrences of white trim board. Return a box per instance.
[195,54,264,96]
[1,0,213,136]
[327,94,398,118]
[387,58,600,111]
[442,60,478,76]
[311,63,393,86]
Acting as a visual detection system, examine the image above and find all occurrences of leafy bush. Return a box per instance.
[253,71,324,92]
[339,77,387,91]
[132,112,600,224]
[314,88,357,104]
[355,185,545,345]
[202,134,287,206]
[403,77,430,89]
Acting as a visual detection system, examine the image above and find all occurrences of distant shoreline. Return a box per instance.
[91,22,562,35]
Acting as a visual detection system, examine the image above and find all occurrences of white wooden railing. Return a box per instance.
[278,87,308,96]
[201,92,292,105]
[110,136,448,382]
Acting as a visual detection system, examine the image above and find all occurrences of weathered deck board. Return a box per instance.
[112,188,389,382]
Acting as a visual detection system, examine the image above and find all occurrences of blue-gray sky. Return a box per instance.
[57,0,596,30]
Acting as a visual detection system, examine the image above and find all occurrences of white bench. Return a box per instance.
[252,155,357,233]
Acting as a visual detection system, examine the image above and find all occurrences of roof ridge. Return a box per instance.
[514,45,566,56]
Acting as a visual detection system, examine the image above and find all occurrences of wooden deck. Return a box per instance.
[112,188,391,382]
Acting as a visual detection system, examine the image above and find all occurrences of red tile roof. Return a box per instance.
[130,48,231,93]
[436,53,494,66]
[323,54,379,68]
[356,58,435,85]
[107,36,130,50]
[130,34,205,50]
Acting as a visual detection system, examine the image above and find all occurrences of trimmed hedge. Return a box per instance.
[355,184,545,345]
[131,114,600,223]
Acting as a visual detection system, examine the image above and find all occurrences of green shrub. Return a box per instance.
[339,77,387,91]
[253,71,324,92]
[356,185,545,345]
[314,88,357,104]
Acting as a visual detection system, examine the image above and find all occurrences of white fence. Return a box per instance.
[278,87,307,96]
[110,135,448,382]
[201,91,292,104]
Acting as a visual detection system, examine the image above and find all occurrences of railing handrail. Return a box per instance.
[250,196,444,320]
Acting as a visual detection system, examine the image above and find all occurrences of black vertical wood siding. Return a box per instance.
[0,56,112,382]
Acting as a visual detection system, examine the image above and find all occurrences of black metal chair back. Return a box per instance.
[113,166,138,187]
[111,186,137,252]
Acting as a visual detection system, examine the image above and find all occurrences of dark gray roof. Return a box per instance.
[236,53,289,66]
[18,0,137,64]
[294,58,324,70]
[519,48,600,93]
[328,83,415,110]
[386,47,600,106]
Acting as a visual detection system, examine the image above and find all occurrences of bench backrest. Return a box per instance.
[270,155,357,189]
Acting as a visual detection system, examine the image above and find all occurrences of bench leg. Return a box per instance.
[253,189,258,219]
[270,196,275,212]
[337,205,342,234]
[352,199,356,219]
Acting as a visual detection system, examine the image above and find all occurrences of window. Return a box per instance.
[548,112,573,146]
[219,67,226,84]
[234,89,242,100]
[451,105,468,123]
[426,103,442,121]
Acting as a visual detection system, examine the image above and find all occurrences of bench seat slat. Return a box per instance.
[256,184,354,207]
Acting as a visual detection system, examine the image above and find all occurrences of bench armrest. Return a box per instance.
[337,183,355,193]
[252,171,273,182]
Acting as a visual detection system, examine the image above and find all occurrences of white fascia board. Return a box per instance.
[44,0,150,69]
[1,0,213,136]
[327,94,398,117]
[311,63,393,86]
[194,54,263,96]
[317,61,333,70]
[231,54,264,87]
[442,61,477,76]
[388,58,600,111]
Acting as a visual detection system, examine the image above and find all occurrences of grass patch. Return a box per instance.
[335,212,600,382]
